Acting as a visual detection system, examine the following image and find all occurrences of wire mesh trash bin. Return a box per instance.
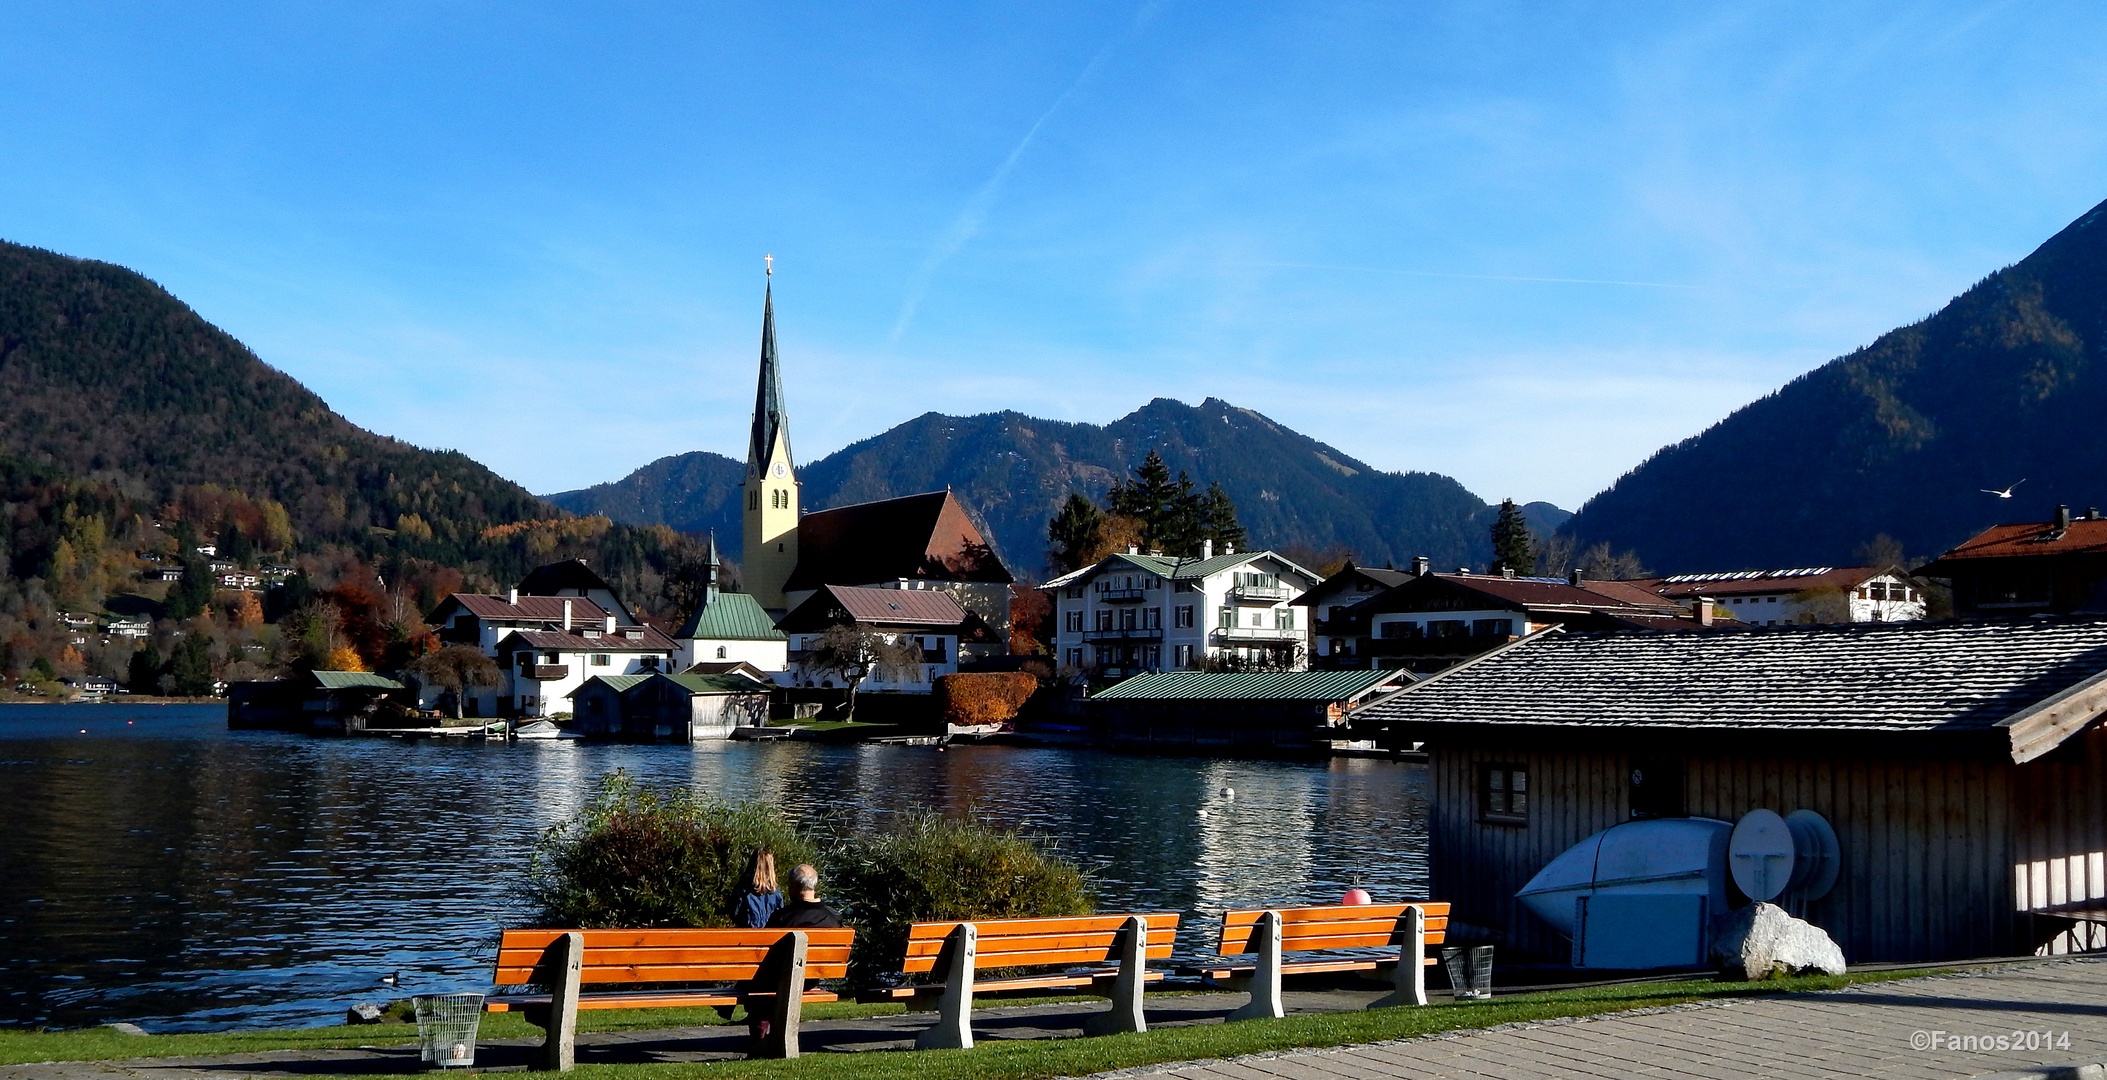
[1440,945,1495,1000]
[412,993,485,1069]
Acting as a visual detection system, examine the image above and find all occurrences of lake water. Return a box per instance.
[0,703,1427,1032]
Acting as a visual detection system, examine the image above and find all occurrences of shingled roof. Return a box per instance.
[1356,616,2107,761]
[431,593,613,625]
[782,491,1013,591]
[1626,565,1892,600]
[1918,518,2107,568]
[495,626,679,652]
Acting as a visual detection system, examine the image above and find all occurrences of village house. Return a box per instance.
[568,671,771,742]
[1917,505,2107,616]
[776,584,996,692]
[1353,616,2107,963]
[217,572,261,590]
[1043,543,1320,678]
[1303,560,1728,673]
[513,558,643,625]
[492,620,678,719]
[426,590,618,655]
[1622,565,1926,625]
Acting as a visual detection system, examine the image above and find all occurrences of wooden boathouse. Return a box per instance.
[1353,616,2107,963]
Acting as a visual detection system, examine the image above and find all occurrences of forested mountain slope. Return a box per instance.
[552,397,1567,576]
[1564,197,2107,573]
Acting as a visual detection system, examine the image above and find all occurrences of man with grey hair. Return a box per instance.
[766,863,844,928]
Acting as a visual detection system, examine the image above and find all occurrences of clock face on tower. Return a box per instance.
[771,462,787,479]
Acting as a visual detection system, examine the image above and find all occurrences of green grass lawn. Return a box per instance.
[0,970,1936,1071]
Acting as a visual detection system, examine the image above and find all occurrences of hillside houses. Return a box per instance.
[1622,565,1926,625]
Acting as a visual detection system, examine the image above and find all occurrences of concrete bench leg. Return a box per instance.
[755,931,809,1059]
[1084,915,1149,1036]
[1226,910,1284,1021]
[916,923,977,1050]
[1371,905,1428,1009]
[537,932,584,1071]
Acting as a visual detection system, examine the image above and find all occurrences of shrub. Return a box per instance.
[517,772,815,929]
[933,671,1039,726]
[825,810,1093,986]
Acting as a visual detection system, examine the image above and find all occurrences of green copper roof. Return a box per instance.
[569,674,653,698]
[1089,668,1407,702]
[676,590,786,641]
[660,673,772,694]
[310,671,405,690]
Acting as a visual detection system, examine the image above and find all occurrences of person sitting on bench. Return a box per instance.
[767,864,844,929]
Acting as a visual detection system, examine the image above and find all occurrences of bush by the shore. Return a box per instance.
[517,772,815,928]
[826,809,1093,986]
[518,776,1093,986]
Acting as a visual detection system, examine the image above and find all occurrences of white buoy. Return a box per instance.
[1220,786,1235,798]
[1197,809,1208,818]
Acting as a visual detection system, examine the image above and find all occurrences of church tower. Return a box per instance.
[741,266,799,613]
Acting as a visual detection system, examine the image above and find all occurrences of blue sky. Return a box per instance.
[4,2,2105,510]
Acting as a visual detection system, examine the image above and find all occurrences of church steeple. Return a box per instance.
[747,280,792,478]
[740,258,800,613]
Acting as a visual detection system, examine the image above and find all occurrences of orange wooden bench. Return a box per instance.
[1199,902,1450,1019]
[486,927,855,1069]
[866,913,1179,1050]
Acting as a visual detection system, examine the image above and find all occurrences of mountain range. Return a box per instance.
[548,398,1573,578]
[1564,196,2107,574]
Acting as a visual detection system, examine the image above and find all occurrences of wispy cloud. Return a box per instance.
[888,1,1168,344]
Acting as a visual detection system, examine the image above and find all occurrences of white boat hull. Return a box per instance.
[1516,818,1733,938]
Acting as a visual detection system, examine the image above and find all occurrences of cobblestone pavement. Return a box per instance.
[12,961,2107,1080]
[1110,959,2107,1080]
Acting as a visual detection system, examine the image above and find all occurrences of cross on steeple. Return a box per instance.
[764,253,773,276]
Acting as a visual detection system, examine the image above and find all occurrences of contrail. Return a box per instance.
[890,2,1167,343]
[1242,261,1700,290]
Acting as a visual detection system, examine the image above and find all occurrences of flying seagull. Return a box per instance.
[1982,480,2025,499]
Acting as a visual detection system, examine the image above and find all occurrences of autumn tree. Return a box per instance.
[406,645,502,718]
[797,623,924,723]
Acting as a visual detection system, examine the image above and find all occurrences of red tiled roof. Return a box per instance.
[1919,520,2107,566]
[1435,574,1683,613]
[497,626,679,652]
[442,594,613,624]
[776,584,973,632]
[782,491,1013,591]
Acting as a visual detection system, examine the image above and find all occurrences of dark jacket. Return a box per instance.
[767,898,845,929]
[734,890,783,930]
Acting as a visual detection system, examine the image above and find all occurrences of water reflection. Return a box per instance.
[0,704,1425,1032]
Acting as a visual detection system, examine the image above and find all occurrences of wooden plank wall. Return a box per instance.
[1429,743,2021,963]
[2012,725,2107,953]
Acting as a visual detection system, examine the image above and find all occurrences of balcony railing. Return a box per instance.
[1310,617,1366,636]
[1083,627,1164,642]
[1213,625,1302,642]
[523,664,570,680]
[1229,584,1291,602]
[1096,588,1147,603]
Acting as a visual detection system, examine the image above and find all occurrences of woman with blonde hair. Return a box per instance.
[733,848,782,929]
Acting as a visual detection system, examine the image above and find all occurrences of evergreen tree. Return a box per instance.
[1107,451,1181,535]
[1199,482,1246,553]
[167,635,215,696]
[164,557,215,621]
[1046,493,1106,574]
[127,645,164,693]
[1490,499,1535,574]
[1154,471,1203,556]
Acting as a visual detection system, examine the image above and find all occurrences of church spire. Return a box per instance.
[747,274,791,476]
[703,531,721,605]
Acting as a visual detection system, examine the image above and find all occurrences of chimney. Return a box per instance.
[507,587,518,606]
[1502,566,1516,579]
[1694,598,1714,626]
[562,599,572,632]
[1569,567,1586,587]
[2091,508,2102,521]
[1224,542,1235,554]
[1201,538,1214,559]
[605,614,616,633]
[2057,504,2073,529]
[1127,545,1139,555]
[1412,556,1431,577]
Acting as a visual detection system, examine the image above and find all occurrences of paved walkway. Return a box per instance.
[12,960,2107,1079]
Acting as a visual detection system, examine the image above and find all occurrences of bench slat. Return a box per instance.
[903,928,1177,956]
[902,914,1176,939]
[492,928,854,988]
[485,988,840,1013]
[1197,957,1436,981]
[1216,904,1449,955]
[499,928,855,949]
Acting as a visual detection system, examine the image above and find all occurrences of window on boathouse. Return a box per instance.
[1479,765,1528,824]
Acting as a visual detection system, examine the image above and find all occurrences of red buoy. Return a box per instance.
[1342,887,1373,905]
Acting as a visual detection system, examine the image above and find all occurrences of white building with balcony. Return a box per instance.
[1042,543,1320,679]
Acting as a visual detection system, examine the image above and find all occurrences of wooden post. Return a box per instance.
[915,923,977,1050]
[1372,905,1428,1008]
[538,932,584,1071]
[1084,915,1150,1035]
[1227,911,1284,1021]
[755,931,809,1058]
